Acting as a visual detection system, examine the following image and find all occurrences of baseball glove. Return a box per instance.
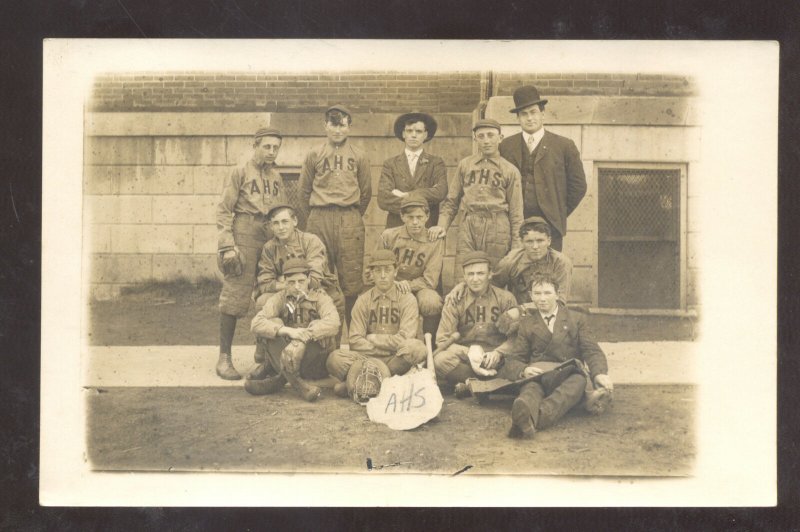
[217,247,244,277]
[346,357,391,405]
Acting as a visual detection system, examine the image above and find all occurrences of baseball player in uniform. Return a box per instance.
[491,274,612,438]
[377,112,447,230]
[370,195,444,338]
[254,203,345,371]
[248,258,341,402]
[299,105,371,327]
[215,127,286,380]
[327,250,427,395]
[445,216,572,312]
[434,251,518,394]
[430,119,524,272]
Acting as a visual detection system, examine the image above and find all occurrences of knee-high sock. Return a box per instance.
[220,313,237,355]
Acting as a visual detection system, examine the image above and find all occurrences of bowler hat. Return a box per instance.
[510,85,549,113]
[368,249,397,268]
[283,258,311,276]
[461,251,492,268]
[254,127,282,140]
[393,112,438,142]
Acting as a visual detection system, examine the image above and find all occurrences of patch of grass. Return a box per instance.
[119,277,222,299]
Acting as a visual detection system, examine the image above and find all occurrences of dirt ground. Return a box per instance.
[88,283,699,346]
[86,384,695,476]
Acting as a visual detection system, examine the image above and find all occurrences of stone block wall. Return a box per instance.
[84,112,474,300]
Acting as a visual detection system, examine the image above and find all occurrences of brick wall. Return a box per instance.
[88,72,482,113]
[87,71,696,113]
[492,72,697,97]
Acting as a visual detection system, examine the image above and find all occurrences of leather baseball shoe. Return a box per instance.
[509,396,536,439]
[584,387,612,415]
[244,374,286,395]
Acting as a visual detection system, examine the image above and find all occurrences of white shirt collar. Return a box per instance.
[539,303,559,321]
[522,127,545,148]
[405,148,424,158]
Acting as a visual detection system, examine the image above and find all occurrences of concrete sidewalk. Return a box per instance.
[82,342,697,387]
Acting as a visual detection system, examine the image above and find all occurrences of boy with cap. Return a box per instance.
[299,105,372,327]
[248,258,341,402]
[254,203,345,353]
[446,216,572,309]
[215,127,286,380]
[377,112,448,230]
[327,250,427,392]
[429,119,524,272]
[499,85,587,252]
[370,194,444,338]
[434,251,518,395]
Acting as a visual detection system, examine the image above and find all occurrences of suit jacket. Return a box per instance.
[495,302,608,380]
[377,150,447,229]
[499,130,587,237]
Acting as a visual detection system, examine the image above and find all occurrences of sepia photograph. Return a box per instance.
[40,40,776,506]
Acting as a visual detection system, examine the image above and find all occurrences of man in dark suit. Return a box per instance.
[489,273,613,438]
[499,86,587,251]
[377,112,448,231]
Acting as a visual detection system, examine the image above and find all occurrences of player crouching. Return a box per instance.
[247,258,341,402]
[327,249,427,400]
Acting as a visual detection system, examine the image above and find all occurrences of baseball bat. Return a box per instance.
[423,333,435,375]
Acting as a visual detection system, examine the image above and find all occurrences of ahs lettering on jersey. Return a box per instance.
[437,284,518,351]
[299,141,372,215]
[257,230,339,293]
[371,226,444,292]
[216,160,287,250]
[439,154,524,246]
[348,285,420,353]
[250,288,341,343]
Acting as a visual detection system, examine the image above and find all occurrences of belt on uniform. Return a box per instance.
[236,212,269,221]
[311,204,359,210]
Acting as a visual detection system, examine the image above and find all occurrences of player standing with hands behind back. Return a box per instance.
[215,127,286,380]
[299,105,372,329]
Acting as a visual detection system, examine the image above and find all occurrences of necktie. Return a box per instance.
[543,315,554,328]
[527,135,535,153]
[408,152,419,174]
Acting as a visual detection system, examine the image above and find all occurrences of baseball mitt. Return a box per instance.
[346,357,391,404]
[280,339,307,374]
[218,247,244,277]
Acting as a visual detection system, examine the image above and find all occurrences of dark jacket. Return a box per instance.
[499,130,587,237]
[495,302,608,380]
[377,151,447,229]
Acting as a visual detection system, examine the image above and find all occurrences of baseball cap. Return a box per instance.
[283,258,311,276]
[368,249,396,268]
[326,104,352,117]
[521,216,548,227]
[266,203,296,220]
[254,127,282,140]
[400,195,428,211]
[472,119,502,133]
[461,251,492,268]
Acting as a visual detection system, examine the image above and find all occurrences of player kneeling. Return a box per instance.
[247,258,341,402]
[327,250,427,400]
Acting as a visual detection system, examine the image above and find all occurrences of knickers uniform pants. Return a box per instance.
[262,336,330,380]
[455,211,511,273]
[305,205,364,298]
[414,288,443,318]
[219,213,273,318]
[433,343,520,383]
[327,339,427,380]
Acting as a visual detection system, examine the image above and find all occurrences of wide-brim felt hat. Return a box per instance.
[393,112,438,142]
[510,85,549,113]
